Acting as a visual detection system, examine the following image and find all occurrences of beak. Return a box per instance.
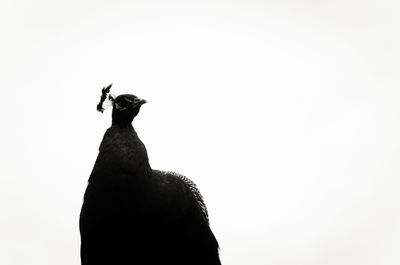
[125,97,147,108]
[134,98,147,107]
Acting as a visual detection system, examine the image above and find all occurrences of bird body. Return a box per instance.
[80,90,221,265]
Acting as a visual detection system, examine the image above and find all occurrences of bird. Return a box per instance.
[79,84,221,265]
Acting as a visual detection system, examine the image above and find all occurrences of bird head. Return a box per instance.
[111,94,147,125]
[97,84,147,125]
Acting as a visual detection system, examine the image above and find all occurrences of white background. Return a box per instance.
[1,1,400,264]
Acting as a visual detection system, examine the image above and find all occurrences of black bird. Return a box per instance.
[80,85,221,265]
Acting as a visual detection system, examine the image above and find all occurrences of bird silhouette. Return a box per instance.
[80,85,221,265]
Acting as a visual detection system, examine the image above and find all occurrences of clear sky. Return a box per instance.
[1,0,400,264]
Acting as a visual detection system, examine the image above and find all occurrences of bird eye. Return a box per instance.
[115,101,127,111]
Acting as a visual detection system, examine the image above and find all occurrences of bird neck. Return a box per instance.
[97,124,152,174]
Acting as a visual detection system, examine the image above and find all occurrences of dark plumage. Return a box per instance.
[80,86,221,265]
